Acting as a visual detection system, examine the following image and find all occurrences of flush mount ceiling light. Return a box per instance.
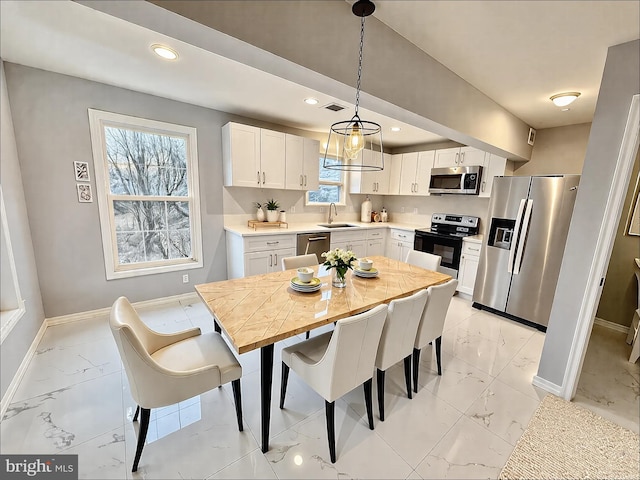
[304,97,319,105]
[323,0,383,171]
[550,92,581,107]
[390,127,401,132]
[151,44,178,60]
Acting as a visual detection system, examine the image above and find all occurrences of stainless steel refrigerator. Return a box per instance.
[473,175,580,330]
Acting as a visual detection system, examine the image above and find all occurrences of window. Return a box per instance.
[306,156,346,205]
[88,110,202,279]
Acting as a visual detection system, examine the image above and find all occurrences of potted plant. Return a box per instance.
[254,202,265,222]
[321,247,357,288]
[265,198,280,222]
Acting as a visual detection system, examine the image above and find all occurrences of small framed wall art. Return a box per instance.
[74,161,90,181]
[76,183,93,203]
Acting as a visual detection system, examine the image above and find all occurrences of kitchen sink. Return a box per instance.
[317,223,360,228]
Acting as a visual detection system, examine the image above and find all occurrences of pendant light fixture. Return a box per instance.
[323,0,384,171]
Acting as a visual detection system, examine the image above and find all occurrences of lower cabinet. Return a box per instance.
[330,230,367,258]
[458,239,482,295]
[385,229,415,261]
[244,248,296,277]
[227,232,296,278]
[365,228,386,257]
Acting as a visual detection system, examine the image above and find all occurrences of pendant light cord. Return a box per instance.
[354,16,366,118]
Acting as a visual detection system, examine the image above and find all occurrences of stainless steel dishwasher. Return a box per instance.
[296,232,331,260]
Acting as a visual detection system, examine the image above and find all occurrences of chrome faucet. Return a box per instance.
[328,202,338,224]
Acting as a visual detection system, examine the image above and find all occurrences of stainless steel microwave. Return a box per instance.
[429,165,483,195]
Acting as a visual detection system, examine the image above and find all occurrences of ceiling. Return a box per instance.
[1,1,638,150]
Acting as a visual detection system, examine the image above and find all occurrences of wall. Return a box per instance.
[513,123,591,176]
[537,39,640,389]
[596,149,640,327]
[0,61,46,399]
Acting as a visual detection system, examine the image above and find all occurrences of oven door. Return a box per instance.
[414,231,463,276]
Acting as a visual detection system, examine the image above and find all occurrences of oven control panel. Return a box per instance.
[431,213,479,229]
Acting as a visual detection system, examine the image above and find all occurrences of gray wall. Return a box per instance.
[537,40,640,388]
[0,62,46,399]
[4,63,231,318]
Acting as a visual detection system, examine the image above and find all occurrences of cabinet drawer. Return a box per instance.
[390,229,414,242]
[462,242,482,256]
[331,230,366,244]
[366,228,386,240]
[243,234,295,253]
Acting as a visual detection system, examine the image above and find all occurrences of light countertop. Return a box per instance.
[225,221,419,237]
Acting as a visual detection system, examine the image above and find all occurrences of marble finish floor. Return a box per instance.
[1,296,637,479]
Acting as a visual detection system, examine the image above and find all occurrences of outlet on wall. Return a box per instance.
[290,206,295,213]
[182,274,189,284]
[401,207,405,213]
[320,207,325,213]
[413,208,418,214]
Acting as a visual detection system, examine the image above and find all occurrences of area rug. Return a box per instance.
[500,394,639,480]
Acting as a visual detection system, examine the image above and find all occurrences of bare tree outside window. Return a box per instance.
[89,110,202,279]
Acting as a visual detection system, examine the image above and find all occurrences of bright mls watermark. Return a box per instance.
[1,455,77,480]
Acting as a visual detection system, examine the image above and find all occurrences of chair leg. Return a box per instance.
[412,347,421,393]
[403,354,412,399]
[305,331,310,339]
[376,369,385,421]
[325,400,336,463]
[132,405,140,422]
[435,336,442,375]
[363,378,374,430]
[132,407,150,472]
[279,362,290,409]
[231,379,243,431]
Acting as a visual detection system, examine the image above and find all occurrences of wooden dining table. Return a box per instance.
[195,255,451,453]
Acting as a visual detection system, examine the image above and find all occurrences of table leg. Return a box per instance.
[214,320,221,334]
[260,344,274,453]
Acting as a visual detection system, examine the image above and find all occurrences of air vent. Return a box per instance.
[323,103,347,112]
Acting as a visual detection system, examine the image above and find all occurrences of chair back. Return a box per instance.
[281,253,319,271]
[405,250,442,271]
[322,304,388,402]
[376,289,428,371]
[414,279,458,349]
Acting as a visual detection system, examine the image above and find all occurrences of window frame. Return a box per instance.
[305,155,347,206]
[88,109,203,280]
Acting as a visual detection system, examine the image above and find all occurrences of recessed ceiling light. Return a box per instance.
[561,108,571,112]
[151,44,178,60]
[550,92,580,107]
[304,98,319,105]
[390,127,401,132]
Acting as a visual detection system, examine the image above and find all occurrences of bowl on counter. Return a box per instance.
[297,267,314,283]
[358,258,373,271]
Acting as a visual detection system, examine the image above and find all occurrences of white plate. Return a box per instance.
[354,271,379,278]
[290,282,321,293]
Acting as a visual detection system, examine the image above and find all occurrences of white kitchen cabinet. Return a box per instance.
[434,146,486,168]
[458,239,482,296]
[226,232,296,278]
[222,122,286,189]
[349,151,391,195]
[365,228,387,257]
[479,154,507,198]
[385,229,414,261]
[398,151,434,196]
[387,154,402,195]
[331,229,367,258]
[285,134,320,191]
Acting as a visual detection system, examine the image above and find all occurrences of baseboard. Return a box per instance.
[593,317,630,334]
[0,319,48,421]
[46,292,200,326]
[532,375,563,397]
[1,292,201,420]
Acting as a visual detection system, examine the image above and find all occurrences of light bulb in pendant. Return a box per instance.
[344,124,364,160]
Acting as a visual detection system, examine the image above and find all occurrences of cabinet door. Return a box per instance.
[260,129,286,189]
[415,151,435,195]
[285,134,304,190]
[302,138,320,191]
[399,241,413,263]
[359,149,377,194]
[398,152,418,195]
[223,123,261,187]
[244,251,273,277]
[458,254,480,294]
[272,248,296,272]
[459,146,486,166]
[479,154,507,198]
[434,147,460,168]
[366,239,385,257]
[385,239,401,260]
[374,153,392,194]
[387,154,402,195]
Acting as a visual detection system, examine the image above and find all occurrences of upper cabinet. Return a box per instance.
[434,146,486,168]
[285,134,320,191]
[479,154,507,198]
[349,150,391,195]
[223,122,318,191]
[398,151,434,195]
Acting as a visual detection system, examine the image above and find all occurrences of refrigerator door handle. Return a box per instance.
[508,199,528,273]
[513,199,533,275]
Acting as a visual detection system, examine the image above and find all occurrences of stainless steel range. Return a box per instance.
[414,213,480,278]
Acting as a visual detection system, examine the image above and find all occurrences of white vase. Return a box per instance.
[256,207,265,222]
[266,210,279,222]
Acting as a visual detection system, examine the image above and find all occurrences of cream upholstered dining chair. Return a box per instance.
[412,279,458,392]
[109,297,243,472]
[279,304,388,463]
[282,253,319,339]
[375,289,428,421]
[281,253,319,270]
[405,249,442,271]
